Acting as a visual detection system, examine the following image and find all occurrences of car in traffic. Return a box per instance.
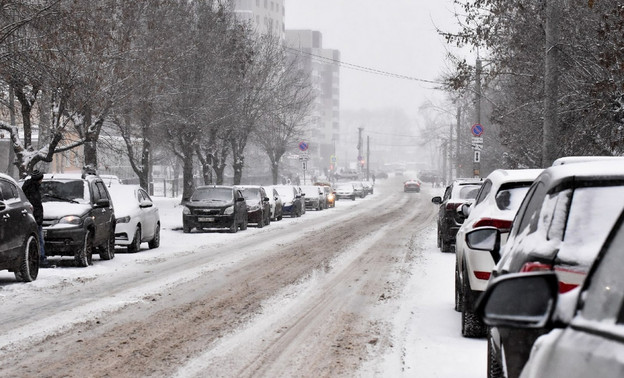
[361,180,374,195]
[107,185,160,253]
[404,179,422,193]
[476,205,624,378]
[319,185,335,208]
[182,185,248,233]
[465,160,624,378]
[431,178,483,252]
[454,168,542,337]
[0,173,40,281]
[264,186,283,221]
[39,173,116,267]
[335,183,356,201]
[238,185,271,228]
[273,185,303,217]
[301,185,325,210]
[350,181,367,198]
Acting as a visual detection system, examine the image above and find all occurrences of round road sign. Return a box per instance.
[298,141,308,151]
[471,123,484,137]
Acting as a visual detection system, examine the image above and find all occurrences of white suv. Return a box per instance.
[454,168,542,337]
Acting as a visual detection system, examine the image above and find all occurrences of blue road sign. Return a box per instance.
[471,123,484,137]
[298,141,308,151]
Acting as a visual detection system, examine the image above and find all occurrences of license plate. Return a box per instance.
[198,217,215,222]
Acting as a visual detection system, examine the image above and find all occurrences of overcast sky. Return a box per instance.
[285,0,464,119]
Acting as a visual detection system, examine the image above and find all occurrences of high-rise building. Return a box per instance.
[233,0,285,39]
[286,30,340,175]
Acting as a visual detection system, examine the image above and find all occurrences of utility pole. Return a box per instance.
[357,127,364,173]
[543,0,560,166]
[456,106,461,177]
[366,136,370,180]
[449,122,453,182]
[474,58,482,178]
[7,86,16,178]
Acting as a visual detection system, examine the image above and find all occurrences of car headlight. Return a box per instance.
[249,204,260,211]
[116,216,131,223]
[58,215,82,225]
[183,206,190,215]
[224,205,234,215]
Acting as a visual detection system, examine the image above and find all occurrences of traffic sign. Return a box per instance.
[302,161,307,170]
[298,141,309,151]
[330,154,337,163]
[471,123,484,137]
[474,150,481,163]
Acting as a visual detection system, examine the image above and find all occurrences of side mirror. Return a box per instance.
[476,272,559,329]
[236,197,245,202]
[431,196,442,205]
[95,199,110,208]
[263,197,270,202]
[458,203,472,218]
[466,227,502,263]
[0,201,6,211]
[139,200,153,208]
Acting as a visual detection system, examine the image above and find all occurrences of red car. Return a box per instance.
[403,179,421,192]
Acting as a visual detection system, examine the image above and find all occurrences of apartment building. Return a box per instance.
[233,0,285,39]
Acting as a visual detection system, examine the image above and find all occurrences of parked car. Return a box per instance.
[40,173,116,267]
[273,185,302,217]
[431,178,483,252]
[361,180,374,195]
[302,185,325,210]
[335,183,356,201]
[182,185,248,233]
[454,168,542,337]
[350,181,366,198]
[0,173,40,281]
[295,186,306,214]
[476,205,624,378]
[237,185,271,228]
[264,186,283,221]
[404,179,422,193]
[107,185,160,253]
[466,161,624,378]
[99,174,123,186]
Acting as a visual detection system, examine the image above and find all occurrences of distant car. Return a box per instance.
[318,185,335,208]
[361,180,374,195]
[335,183,356,201]
[182,186,248,233]
[375,171,388,179]
[476,206,624,378]
[431,178,482,252]
[273,185,302,217]
[301,185,325,210]
[467,160,624,378]
[295,186,306,214]
[454,168,542,337]
[107,185,160,253]
[40,173,116,267]
[403,179,421,193]
[238,185,271,228]
[264,186,283,221]
[0,173,40,282]
[99,174,123,186]
[350,181,366,198]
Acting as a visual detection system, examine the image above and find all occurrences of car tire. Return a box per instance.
[75,230,93,267]
[257,214,264,228]
[240,217,248,230]
[127,226,142,253]
[99,228,116,260]
[229,220,238,233]
[265,212,271,226]
[461,269,487,338]
[454,261,462,312]
[441,237,452,253]
[487,331,504,378]
[148,223,160,249]
[14,234,39,282]
[351,195,355,201]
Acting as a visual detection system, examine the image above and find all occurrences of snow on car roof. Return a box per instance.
[552,156,624,166]
[485,168,543,183]
[541,159,624,181]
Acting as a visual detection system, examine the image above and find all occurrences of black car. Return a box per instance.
[182,186,248,233]
[431,178,482,252]
[40,173,116,267]
[466,160,624,378]
[237,185,271,228]
[0,173,40,281]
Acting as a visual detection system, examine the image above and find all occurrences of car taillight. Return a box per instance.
[446,202,462,211]
[473,271,491,280]
[521,262,579,293]
[473,218,512,231]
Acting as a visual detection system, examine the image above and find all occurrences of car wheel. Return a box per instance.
[127,226,142,253]
[454,261,462,312]
[14,234,39,282]
[487,331,504,378]
[265,212,271,226]
[461,268,487,338]
[240,216,248,230]
[441,236,452,253]
[75,230,93,267]
[99,228,116,260]
[351,195,355,201]
[148,223,160,249]
[229,220,238,233]
[257,214,264,228]
[437,228,442,248]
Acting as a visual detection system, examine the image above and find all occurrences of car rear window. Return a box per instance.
[494,183,532,211]
[457,185,481,200]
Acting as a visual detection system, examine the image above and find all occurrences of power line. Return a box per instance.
[286,47,443,85]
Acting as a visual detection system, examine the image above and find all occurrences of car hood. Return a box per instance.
[43,202,91,219]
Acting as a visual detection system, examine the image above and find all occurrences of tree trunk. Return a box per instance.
[182,151,195,202]
[271,161,279,185]
[83,108,97,170]
[542,0,560,166]
[232,158,243,185]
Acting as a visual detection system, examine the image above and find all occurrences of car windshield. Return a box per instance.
[274,186,294,200]
[41,180,89,204]
[191,187,233,202]
[302,186,318,195]
[240,187,261,200]
[458,185,481,200]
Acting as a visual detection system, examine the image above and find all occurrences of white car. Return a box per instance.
[264,186,283,221]
[335,183,356,201]
[108,185,160,253]
[454,168,542,337]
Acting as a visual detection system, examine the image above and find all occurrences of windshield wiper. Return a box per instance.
[43,194,79,204]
